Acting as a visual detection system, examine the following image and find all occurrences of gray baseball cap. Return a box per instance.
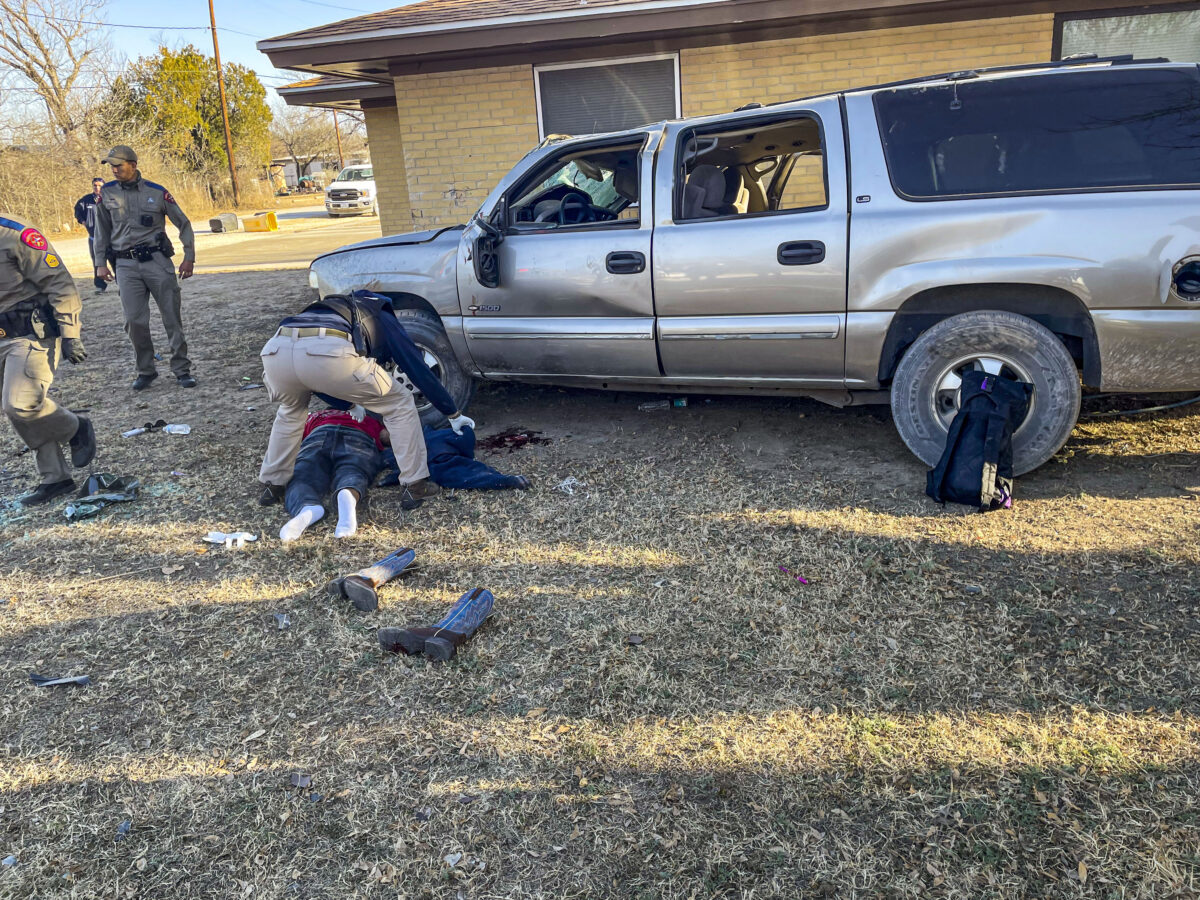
[102,145,137,164]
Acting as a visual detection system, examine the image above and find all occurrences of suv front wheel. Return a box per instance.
[389,308,476,429]
[890,310,1081,476]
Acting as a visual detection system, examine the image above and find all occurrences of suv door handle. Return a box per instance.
[777,241,826,266]
[606,251,646,274]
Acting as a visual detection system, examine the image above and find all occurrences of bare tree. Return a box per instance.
[0,0,109,155]
[272,105,338,181]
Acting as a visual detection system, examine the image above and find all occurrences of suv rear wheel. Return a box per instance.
[890,310,1081,475]
[389,309,475,429]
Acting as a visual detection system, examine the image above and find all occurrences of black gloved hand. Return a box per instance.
[61,337,87,365]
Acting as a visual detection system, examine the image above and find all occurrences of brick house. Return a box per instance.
[260,0,1200,236]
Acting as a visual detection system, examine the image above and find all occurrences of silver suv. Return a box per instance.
[308,57,1200,473]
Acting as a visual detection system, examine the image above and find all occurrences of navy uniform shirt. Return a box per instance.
[280,293,458,417]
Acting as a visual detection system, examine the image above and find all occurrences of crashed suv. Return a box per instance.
[308,57,1200,473]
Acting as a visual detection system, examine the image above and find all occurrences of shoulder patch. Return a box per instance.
[0,216,23,232]
[45,253,61,268]
[164,190,176,205]
[20,228,48,251]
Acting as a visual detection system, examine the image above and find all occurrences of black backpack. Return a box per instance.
[926,370,1033,511]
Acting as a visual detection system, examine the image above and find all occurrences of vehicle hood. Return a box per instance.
[312,224,465,263]
[327,180,375,192]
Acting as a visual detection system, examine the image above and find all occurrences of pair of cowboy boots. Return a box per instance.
[326,546,416,612]
[378,588,494,662]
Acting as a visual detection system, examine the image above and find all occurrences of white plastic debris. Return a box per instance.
[163,424,191,435]
[204,531,258,549]
[553,476,587,496]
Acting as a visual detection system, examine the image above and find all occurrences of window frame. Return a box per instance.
[532,52,681,141]
[1052,3,1200,60]
[503,133,648,237]
[871,68,1200,203]
[671,110,831,225]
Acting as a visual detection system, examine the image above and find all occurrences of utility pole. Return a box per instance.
[208,0,240,206]
[332,109,345,170]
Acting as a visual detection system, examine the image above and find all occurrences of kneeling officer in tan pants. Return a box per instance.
[0,214,96,505]
[258,291,473,509]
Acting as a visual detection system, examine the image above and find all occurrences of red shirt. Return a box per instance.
[303,410,386,450]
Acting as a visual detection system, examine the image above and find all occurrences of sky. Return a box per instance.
[104,0,419,102]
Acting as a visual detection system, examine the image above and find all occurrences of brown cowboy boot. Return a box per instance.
[326,547,415,612]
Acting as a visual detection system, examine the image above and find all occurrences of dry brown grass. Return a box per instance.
[1,271,1199,899]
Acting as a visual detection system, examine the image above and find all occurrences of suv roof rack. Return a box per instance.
[767,54,1171,107]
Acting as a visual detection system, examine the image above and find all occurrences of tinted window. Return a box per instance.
[874,69,1200,198]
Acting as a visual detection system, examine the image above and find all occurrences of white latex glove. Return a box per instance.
[348,404,367,422]
[448,413,475,435]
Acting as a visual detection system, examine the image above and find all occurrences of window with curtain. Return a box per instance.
[536,56,678,138]
[1059,8,1200,62]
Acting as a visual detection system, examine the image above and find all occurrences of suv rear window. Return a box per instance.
[874,68,1200,199]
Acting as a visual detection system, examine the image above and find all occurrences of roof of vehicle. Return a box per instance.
[536,56,1190,143]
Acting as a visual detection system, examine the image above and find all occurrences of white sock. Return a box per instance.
[279,505,324,542]
[334,489,358,538]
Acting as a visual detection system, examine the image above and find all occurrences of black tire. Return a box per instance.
[890,310,1081,476]
[391,308,475,429]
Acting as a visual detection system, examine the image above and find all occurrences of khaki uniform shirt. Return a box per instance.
[0,214,81,339]
[93,173,196,263]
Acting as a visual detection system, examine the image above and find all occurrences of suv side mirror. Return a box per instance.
[473,200,506,289]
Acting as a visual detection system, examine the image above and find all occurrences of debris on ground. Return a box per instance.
[1,855,15,867]
[627,634,644,646]
[122,420,190,437]
[238,383,264,391]
[778,565,809,585]
[477,429,549,454]
[273,612,291,630]
[115,821,131,842]
[64,474,140,521]
[638,400,670,411]
[204,531,258,548]
[29,672,92,687]
[288,773,312,789]
[553,476,587,496]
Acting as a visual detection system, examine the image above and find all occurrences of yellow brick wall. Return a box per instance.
[363,103,411,235]
[681,14,1055,117]
[361,14,1055,228]
[392,65,540,230]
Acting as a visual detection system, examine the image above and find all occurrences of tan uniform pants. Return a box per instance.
[115,254,190,378]
[258,331,428,487]
[0,336,78,484]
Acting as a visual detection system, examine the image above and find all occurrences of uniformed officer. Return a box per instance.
[92,145,198,390]
[0,213,97,505]
[257,290,473,509]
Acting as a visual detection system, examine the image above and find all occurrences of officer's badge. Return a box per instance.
[147,197,156,206]
[19,228,47,251]
[45,253,61,268]
[0,328,6,338]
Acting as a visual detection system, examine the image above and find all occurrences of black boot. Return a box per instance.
[69,416,96,467]
[132,372,158,391]
[20,479,75,506]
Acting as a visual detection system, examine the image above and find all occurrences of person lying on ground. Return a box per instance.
[280,407,387,542]
[258,290,473,512]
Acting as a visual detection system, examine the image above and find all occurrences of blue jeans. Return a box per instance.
[285,425,380,516]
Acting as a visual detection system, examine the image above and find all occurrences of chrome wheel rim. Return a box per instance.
[384,347,443,415]
[930,353,1035,433]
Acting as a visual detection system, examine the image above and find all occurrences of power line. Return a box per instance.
[23,11,263,38]
[291,0,373,11]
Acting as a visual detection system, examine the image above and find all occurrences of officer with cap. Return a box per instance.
[0,212,97,505]
[93,145,198,390]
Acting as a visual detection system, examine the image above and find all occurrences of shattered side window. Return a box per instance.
[873,68,1200,198]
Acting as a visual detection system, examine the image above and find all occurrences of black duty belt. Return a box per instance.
[115,244,159,261]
